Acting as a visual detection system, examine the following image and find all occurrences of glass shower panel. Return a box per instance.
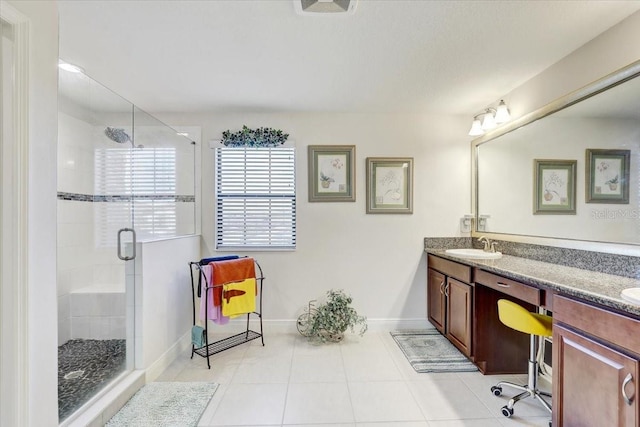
[132,107,196,240]
[57,67,135,422]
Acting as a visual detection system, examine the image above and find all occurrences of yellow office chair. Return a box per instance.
[491,299,552,421]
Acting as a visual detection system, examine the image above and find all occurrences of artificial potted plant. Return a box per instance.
[299,289,368,343]
[220,125,289,147]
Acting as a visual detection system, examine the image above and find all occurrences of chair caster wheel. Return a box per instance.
[491,385,502,396]
[501,406,514,418]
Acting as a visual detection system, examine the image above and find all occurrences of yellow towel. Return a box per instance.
[222,278,256,318]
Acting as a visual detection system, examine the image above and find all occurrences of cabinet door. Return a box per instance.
[427,268,446,333]
[554,324,638,427]
[446,277,472,356]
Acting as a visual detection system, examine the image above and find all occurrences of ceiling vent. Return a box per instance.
[294,0,358,15]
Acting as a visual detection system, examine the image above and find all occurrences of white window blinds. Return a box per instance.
[215,147,296,250]
[95,147,177,247]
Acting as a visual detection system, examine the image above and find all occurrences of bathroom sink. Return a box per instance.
[445,248,502,260]
[621,288,640,305]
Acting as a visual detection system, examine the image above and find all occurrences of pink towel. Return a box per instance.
[199,265,229,324]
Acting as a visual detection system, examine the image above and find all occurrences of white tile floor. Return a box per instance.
[155,331,552,427]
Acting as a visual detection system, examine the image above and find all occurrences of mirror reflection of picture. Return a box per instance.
[586,149,630,204]
[541,169,568,206]
[534,159,576,215]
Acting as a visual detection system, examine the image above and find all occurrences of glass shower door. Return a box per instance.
[57,66,136,422]
[57,62,196,425]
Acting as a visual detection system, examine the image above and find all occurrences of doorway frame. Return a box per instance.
[0,2,30,426]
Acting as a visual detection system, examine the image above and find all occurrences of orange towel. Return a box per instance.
[210,258,256,307]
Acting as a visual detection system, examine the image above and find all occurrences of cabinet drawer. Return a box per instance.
[428,255,471,283]
[474,269,541,306]
[554,294,640,356]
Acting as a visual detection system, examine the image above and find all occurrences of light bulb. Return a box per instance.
[468,119,484,136]
[494,100,511,124]
[481,111,496,130]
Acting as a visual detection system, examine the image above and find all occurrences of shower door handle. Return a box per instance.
[117,228,137,261]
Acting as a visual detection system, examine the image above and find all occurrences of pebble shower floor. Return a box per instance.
[58,339,126,421]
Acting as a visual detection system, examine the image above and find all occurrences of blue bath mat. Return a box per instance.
[106,382,218,427]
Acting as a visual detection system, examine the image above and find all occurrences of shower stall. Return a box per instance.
[57,65,196,422]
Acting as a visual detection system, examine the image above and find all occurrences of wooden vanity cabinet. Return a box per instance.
[553,295,640,427]
[427,255,473,357]
[427,267,446,333]
[473,269,540,374]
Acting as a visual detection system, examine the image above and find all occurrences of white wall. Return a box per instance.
[132,235,199,373]
[501,10,640,127]
[477,9,640,251]
[5,0,60,425]
[157,112,471,324]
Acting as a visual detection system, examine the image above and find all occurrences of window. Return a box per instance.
[95,147,177,247]
[215,147,296,249]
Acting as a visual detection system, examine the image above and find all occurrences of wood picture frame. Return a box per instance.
[366,157,413,214]
[308,145,356,202]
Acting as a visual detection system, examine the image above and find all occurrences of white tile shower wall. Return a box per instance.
[58,112,129,344]
[58,294,71,345]
[58,112,94,195]
[70,290,126,340]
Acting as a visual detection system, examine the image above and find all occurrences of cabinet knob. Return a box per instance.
[622,373,635,406]
[440,281,445,295]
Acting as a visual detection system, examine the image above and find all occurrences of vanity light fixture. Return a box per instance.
[468,100,511,136]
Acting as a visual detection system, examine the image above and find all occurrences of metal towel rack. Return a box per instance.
[188,257,265,369]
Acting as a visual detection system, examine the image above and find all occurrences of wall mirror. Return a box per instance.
[475,60,640,246]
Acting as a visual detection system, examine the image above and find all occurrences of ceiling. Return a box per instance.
[57,0,640,116]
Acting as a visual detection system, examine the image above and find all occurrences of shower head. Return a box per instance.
[104,127,131,144]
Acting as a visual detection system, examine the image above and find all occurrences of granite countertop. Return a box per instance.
[426,248,640,317]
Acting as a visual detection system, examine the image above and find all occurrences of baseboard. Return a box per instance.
[145,331,192,382]
[205,318,433,335]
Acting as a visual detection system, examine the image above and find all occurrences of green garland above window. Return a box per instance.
[220,125,289,147]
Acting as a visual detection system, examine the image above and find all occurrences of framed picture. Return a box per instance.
[308,145,355,202]
[534,159,577,215]
[366,157,413,214]
[585,149,630,204]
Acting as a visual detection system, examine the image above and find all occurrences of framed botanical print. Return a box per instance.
[308,145,356,202]
[366,157,413,214]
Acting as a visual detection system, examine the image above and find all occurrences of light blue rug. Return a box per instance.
[106,382,218,427]
[391,329,478,373]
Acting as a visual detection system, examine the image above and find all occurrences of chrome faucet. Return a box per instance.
[478,236,497,253]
